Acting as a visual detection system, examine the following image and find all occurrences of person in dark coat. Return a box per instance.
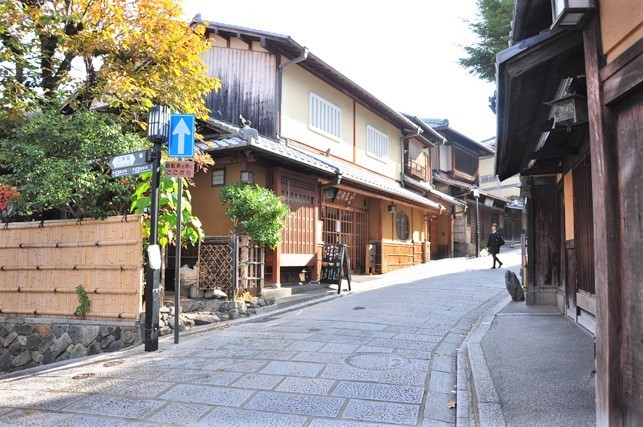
[487,223,504,269]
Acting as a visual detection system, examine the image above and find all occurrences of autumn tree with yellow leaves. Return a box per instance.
[0,0,220,128]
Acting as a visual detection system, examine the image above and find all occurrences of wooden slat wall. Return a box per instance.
[0,216,144,320]
[381,242,414,273]
[203,47,277,137]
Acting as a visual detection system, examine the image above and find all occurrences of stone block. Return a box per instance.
[33,324,52,339]
[69,343,87,359]
[14,324,34,336]
[121,330,138,345]
[31,350,43,363]
[38,333,56,354]
[12,350,32,367]
[100,335,115,349]
[3,331,17,348]
[107,341,125,352]
[25,334,42,351]
[51,324,66,338]
[49,333,72,355]
[87,341,103,355]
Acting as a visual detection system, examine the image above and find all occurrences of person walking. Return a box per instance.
[487,223,504,269]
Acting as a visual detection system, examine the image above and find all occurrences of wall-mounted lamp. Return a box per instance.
[323,188,337,199]
[240,170,255,184]
[387,204,396,214]
[551,0,596,30]
[546,92,589,129]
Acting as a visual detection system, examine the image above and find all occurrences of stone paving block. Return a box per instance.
[293,351,349,364]
[246,391,345,417]
[231,373,284,390]
[381,369,428,387]
[321,364,379,382]
[384,325,418,334]
[255,350,298,360]
[342,399,420,425]
[394,333,443,343]
[1,390,83,411]
[156,368,242,386]
[8,375,77,392]
[356,345,394,353]
[200,358,267,373]
[116,380,174,398]
[198,407,307,427]
[423,390,457,423]
[276,377,336,395]
[330,329,397,339]
[309,334,373,345]
[432,341,460,356]
[369,338,436,351]
[431,353,456,373]
[318,343,361,353]
[0,410,149,426]
[65,394,164,419]
[260,360,324,377]
[309,419,391,427]
[428,370,456,392]
[158,384,254,407]
[286,340,326,352]
[332,381,424,404]
[394,348,434,360]
[145,402,211,424]
[421,417,454,426]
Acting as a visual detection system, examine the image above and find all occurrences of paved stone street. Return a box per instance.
[0,250,521,426]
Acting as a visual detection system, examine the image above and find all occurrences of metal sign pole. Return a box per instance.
[174,178,183,344]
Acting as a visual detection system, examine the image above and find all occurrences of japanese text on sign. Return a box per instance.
[165,160,195,178]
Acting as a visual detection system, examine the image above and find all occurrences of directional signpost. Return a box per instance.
[169,114,195,158]
[109,150,152,177]
[168,114,195,345]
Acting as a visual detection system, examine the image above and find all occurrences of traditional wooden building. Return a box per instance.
[188,20,459,286]
[421,119,508,257]
[494,0,642,423]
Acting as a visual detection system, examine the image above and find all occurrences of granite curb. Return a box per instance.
[457,295,511,426]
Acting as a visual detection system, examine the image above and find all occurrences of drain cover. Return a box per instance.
[72,373,97,380]
[344,352,407,370]
[103,360,125,367]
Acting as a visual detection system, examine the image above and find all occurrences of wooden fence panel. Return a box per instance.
[0,215,144,320]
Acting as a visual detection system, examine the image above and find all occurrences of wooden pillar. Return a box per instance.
[584,16,623,426]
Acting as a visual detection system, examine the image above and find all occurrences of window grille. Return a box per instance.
[367,125,389,159]
[396,211,409,240]
[309,92,342,139]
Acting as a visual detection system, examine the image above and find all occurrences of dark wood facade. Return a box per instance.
[495,1,642,423]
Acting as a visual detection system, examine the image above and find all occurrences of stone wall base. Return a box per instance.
[0,317,140,373]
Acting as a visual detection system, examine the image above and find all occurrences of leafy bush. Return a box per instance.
[219,184,290,249]
[0,108,147,220]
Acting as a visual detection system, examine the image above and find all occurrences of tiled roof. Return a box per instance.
[403,175,467,207]
[305,153,444,211]
[199,119,443,211]
[197,120,338,175]
[422,118,450,128]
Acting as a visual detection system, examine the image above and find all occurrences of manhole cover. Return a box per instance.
[344,353,408,370]
[72,373,97,380]
[353,306,365,310]
[103,360,125,367]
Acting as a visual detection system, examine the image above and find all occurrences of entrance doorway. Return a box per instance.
[322,205,368,274]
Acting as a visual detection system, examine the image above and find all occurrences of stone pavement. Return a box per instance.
[1,248,593,426]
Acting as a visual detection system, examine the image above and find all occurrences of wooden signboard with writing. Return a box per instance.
[320,244,352,294]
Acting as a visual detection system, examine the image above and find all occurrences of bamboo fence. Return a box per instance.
[0,215,144,321]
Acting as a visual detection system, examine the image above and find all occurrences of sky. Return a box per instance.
[182,0,497,142]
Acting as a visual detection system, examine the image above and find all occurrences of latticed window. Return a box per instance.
[309,92,342,139]
[396,211,409,240]
[367,125,389,159]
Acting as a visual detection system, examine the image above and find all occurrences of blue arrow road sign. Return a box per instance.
[169,114,195,158]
